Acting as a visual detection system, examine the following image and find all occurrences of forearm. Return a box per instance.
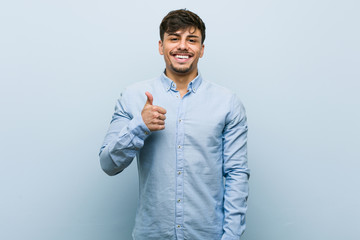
[99,115,150,176]
[222,170,249,240]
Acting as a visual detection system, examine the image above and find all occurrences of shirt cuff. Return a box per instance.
[221,234,240,240]
[127,114,151,141]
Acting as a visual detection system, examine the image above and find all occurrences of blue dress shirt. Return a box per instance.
[99,73,249,240]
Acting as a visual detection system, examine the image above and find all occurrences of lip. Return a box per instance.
[171,53,193,63]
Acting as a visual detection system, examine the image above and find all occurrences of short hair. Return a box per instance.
[160,9,206,44]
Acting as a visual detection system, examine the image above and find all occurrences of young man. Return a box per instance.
[99,9,249,240]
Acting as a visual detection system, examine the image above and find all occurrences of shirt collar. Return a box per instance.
[160,70,203,94]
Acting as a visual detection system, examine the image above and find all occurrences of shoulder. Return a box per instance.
[201,80,247,125]
[122,77,159,96]
[118,76,163,102]
[114,77,161,114]
[201,80,245,108]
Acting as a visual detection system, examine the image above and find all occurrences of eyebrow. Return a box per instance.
[187,35,200,38]
[167,33,200,38]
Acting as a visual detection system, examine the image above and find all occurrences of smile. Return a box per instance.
[175,55,189,59]
[171,52,193,63]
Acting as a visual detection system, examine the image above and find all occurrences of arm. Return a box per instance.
[221,95,250,240]
[99,92,151,176]
[99,91,166,176]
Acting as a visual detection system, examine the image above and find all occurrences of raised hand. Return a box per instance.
[141,92,167,131]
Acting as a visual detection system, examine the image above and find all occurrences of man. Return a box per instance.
[99,9,249,240]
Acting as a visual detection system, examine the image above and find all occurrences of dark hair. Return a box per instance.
[160,9,206,44]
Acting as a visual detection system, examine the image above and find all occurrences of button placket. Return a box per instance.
[175,94,186,239]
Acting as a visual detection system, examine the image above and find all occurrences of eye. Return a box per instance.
[170,38,179,41]
[188,39,197,43]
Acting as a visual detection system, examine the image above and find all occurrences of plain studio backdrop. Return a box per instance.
[0,0,359,239]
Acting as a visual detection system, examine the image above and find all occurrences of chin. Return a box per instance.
[170,64,193,74]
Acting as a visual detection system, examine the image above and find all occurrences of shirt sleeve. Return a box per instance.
[221,94,250,240]
[99,92,151,176]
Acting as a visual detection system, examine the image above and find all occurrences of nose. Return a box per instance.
[177,39,188,50]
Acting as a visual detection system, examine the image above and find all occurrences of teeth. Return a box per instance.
[175,55,189,59]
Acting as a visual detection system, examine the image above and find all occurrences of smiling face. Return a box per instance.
[159,27,204,78]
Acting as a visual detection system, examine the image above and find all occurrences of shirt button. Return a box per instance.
[178,145,182,149]
[177,199,181,203]
[177,225,181,228]
[144,131,149,135]
[179,119,182,123]
[178,171,181,175]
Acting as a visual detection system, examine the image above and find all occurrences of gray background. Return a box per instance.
[1,0,359,239]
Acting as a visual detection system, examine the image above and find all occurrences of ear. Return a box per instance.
[200,44,205,58]
[158,40,164,55]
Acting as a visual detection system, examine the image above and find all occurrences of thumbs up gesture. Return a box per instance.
[141,92,167,131]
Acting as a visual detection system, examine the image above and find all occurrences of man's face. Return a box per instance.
[159,27,204,76]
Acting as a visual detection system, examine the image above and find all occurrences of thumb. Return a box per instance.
[145,91,153,105]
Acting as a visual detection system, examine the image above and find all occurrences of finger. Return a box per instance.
[145,91,153,105]
[156,119,165,125]
[152,112,166,120]
[149,122,165,131]
[155,106,167,114]
[157,114,166,120]
[155,125,165,131]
